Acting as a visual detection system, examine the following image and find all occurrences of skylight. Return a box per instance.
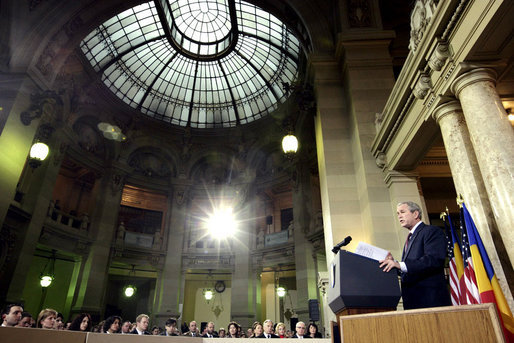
[80,0,301,128]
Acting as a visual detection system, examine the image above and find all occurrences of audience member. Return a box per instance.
[54,312,64,330]
[292,321,310,338]
[247,328,253,338]
[17,311,33,328]
[203,321,218,338]
[93,320,105,333]
[250,321,263,338]
[275,322,286,338]
[103,315,121,334]
[307,323,322,338]
[69,313,92,332]
[120,320,132,334]
[226,321,241,338]
[37,308,57,329]
[130,314,150,335]
[162,318,179,336]
[260,319,278,338]
[2,304,23,327]
[183,320,200,337]
[218,327,226,338]
[151,326,161,335]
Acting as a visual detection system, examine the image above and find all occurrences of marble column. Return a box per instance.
[451,68,514,266]
[154,186,189,326]
[433,101,513,305]
[292,160,318,322]
[72,168,124,318]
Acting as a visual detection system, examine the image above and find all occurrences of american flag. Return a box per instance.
[445,214,463,306]
[459,207,480,304]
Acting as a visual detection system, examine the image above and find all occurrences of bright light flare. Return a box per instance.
[124,285,136,297]
[207,207,237,238]
[40,275,53,288]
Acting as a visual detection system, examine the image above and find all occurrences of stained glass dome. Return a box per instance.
[80,0,302,128]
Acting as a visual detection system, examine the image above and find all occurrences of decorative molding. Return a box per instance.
[348,0,372,28]
[412,72,432,99]
[374,112,383,134]
[428,42,451,71]
[375,152,387,168]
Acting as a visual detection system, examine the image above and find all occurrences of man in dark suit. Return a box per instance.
[202,321,219,338]
[258,319,279,338]
[379,201,451,309]
[291,321,311,338]
[183,320,200,337]
[161,317,179,336]
[130,314,151,335]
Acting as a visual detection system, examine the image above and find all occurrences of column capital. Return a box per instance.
[432,100,462,124]
[384,170,419,188]
[450,68,497,98]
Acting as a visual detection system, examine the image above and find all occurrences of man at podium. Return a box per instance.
[379,201,451,310]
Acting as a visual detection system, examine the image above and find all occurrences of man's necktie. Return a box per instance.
[404,232,413,254]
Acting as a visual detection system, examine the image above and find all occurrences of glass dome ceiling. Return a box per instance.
[80,0,301,128]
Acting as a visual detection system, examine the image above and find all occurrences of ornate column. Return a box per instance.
[154,185,189,326]
[72,168,124,318]
[433,101,513,304]
[451,68,514,266]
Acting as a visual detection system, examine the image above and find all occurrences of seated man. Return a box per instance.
[292,321,310,338]
[183,320,200,337]
[258,319,278,338]
[1,304,23,327]
[162,317,179,336]
[203,321,218,338]
[17,312,33,328]
[130,314,151,335]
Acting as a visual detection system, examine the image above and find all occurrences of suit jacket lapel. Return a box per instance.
[404,222,424,259]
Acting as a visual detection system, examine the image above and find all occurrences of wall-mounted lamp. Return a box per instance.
[124,285,136,297]
[29,142,49,168]
[39,250,56,288]
[204,289,214,301]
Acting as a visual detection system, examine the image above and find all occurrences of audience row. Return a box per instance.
[1,304,323,338]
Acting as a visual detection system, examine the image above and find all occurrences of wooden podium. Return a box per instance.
[339,303,505,343]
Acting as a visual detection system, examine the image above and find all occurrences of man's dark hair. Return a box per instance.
[21,311,32,319]
[165,317,177,327]
[1,304,22,317]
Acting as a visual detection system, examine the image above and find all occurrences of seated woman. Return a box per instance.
[226,321,241,338]
[249,321,263,338]
[307,323,322,338]
[102,315,122,334]
[69,313,92,332]
[37,308,57,329]
[275,322,287,338]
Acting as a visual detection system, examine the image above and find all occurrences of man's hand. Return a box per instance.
[379,253,400,272]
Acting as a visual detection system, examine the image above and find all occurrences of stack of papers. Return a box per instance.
[354,242,389,261]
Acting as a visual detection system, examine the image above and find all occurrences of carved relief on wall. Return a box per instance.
[128,149,174,178]
[72,118,105,157]
[190,154,239,184]
[409,0,438,52]
[348,0,372,28]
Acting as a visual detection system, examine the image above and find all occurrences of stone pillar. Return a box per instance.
[311,54,363,269]
[0,75,45,226]
[292,160,318,322]
[433,101,514,304]
[154,186,189,326]
[338,32,397,247]
[384,171,427,260]
[451,68,514,266]
[4,130,65,302]
[72,169,124,318]
[230,184,255,328]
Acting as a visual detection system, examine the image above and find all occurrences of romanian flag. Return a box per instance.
[446,214,464,305]
[462,203,514,343]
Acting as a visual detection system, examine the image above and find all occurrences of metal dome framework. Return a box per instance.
[80,0,302,128]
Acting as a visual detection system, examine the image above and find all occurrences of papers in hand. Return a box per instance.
[354,242,389,261]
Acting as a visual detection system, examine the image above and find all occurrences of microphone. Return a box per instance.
[332,236,352,254]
